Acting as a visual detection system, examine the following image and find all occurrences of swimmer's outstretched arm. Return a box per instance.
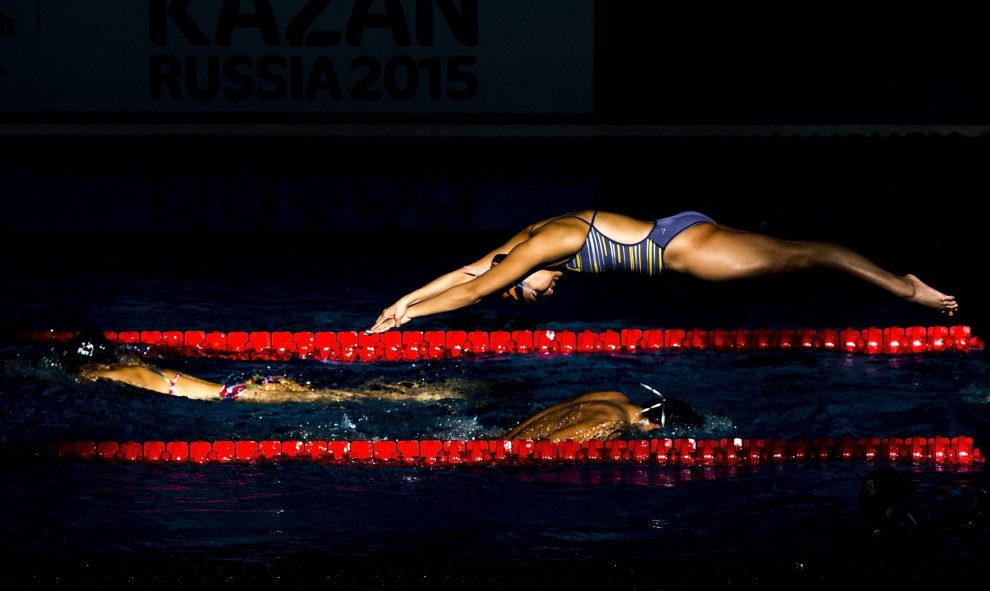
[368,268,482,334]
[367,225,562,333]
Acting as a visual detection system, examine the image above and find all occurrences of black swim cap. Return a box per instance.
[641,397,704,428]
[62,331,117,370]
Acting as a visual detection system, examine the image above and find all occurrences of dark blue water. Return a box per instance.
[1,135,988,589]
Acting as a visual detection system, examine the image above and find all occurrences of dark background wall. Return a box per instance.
[594,6,990,125]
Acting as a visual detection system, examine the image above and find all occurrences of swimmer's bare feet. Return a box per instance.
[904,274,958,316]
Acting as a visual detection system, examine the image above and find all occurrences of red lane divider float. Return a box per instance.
[20,325,983,361]
[42,435,982,467]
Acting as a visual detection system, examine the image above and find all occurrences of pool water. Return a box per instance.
[1,134,988,589]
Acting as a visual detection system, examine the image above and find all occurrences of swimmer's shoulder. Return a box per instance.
[530,210,596,232]
[570,390,631,403]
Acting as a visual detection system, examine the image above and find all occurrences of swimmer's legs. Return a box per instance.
[667,225,958,315]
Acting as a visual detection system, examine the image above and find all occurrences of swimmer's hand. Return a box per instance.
[367,303,411,334]
[366,317,399,334]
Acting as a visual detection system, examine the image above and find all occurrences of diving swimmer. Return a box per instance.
[367,209,957,333]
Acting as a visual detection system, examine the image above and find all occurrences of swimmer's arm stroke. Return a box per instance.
[367,223,576,333]
[504,408,624,442]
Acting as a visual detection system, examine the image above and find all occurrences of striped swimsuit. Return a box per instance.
[561,211,713,275]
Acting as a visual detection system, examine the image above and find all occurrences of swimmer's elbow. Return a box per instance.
[462,296,484,309]
[459,284,488,305]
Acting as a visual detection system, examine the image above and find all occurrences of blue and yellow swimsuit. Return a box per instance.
[561,210,713,275]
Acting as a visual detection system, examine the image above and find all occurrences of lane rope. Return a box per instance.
[36,435,983,467]
[20,324,983,361]
[18,329,982,469]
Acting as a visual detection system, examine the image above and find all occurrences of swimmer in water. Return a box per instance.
[59,331,462,403]
[502,384,703,441]
[367,209,957,333]
[61,332,696,439]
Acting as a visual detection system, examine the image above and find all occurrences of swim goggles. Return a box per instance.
[502,281,543,302]
[491,253,543,303]
[638,382,668,428]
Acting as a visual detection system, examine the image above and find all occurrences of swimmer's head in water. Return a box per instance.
[638,383,704,429]
[62,331,117,370]
[491,253,545,304]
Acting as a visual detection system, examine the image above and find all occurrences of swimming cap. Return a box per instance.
[641,397,704,428]
[62,331,117,370]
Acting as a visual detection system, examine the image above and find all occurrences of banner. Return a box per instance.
[0,0,593,114]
